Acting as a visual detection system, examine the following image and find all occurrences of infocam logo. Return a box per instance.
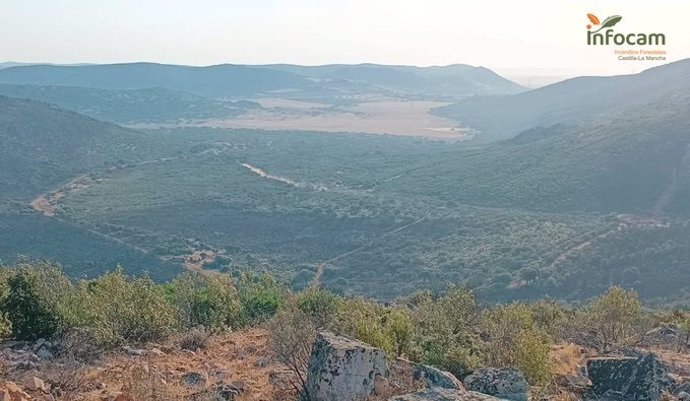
[586,14,666,46]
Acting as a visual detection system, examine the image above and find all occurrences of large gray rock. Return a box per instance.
[413,364,465,390]
[463,368,528,401]
[306,331,389,401]
[389,387,505,401]
[587,353,671,401]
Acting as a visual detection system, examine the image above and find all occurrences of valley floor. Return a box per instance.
[127,100,471,140]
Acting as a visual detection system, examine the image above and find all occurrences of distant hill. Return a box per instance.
[0,62,33,70]
[0,85,260,124]
[0,63,312,98]
[0,96,183,199]
[389,90,690,215]
[0,98,182,280]
[263,63,525,97]
[435,59,690,141]
[0,62,523,100]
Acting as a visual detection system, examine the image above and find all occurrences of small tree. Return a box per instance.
[0,263,71,340]
[165,272,242,330]
[296,286,340,329]
[268,305,317,399]
[481,303,553,386]
[569,286,642,352]
[671,310,690,353]
[236,272,286,324]
[409,286,482,378]
[61,268,178,347]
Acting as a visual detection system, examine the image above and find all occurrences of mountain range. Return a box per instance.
[0,62,524,101]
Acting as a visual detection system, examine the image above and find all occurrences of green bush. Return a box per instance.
[296,286,340,329]
[334,298,394,356]
[165,272,242,330]
[481,303,553,386]
[61,267,178,347]
[0,269,10,339]
[386,308,415,357]
[236,272,286,324]
[568,286,642,352]
[409,286,482,378]
[0,262,71,340]
[528,299,567,338]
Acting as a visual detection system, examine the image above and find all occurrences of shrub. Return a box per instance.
[268,303,317,397]
[178,326,210,351]
[165,272,242,330]
[236,272,286,324]
[61,267,178,347]
[481,303,553,386]
[386,308,415,357]
[0,262,71,340]
[409,286,482,378]
[333,299,416,358]
[296,286,340,329]
[567,286,642,352]
[528,299,567,338]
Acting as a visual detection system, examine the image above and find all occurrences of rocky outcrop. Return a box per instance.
[587,353,671,401]
[388,387,505,401]
[463,368,528,401]
[413,364,465,390]
[306,331,389,401]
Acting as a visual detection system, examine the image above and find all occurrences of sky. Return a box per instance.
[2,0,689,79]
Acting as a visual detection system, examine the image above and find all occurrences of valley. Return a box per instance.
[136,99,470,140]
[1,60,690,304]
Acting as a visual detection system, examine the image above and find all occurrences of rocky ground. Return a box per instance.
[0,328,296,401]
[3,328,690,401]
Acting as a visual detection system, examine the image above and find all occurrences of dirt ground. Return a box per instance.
[1,329,296,401]
[130,99,471,140]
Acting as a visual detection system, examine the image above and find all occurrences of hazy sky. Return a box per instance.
[2,0,689,77]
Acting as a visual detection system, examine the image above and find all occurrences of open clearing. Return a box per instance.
[131,99,471,140]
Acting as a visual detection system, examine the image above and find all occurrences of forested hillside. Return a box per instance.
[435,59,690,141]
[2,61,690,303]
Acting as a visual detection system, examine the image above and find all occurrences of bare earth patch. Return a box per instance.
[130,99,471,140]
[30,175,101,217]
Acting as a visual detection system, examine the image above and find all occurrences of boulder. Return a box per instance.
[463,368,528,401]
[586,353,671,401]
[26,376,47,392]
[180,371,208,388]
[389,387,505,401]
[216,383,245,400]
[413,364,465,390]
[306,331,389,401]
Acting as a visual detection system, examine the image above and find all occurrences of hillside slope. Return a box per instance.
[435,59,690,141]
[0,85,260,124]
[0,98,182,279]
[0,63,311,98]
[0,96,183,200]
[0,62,523,100]
[389,95,690,216]
[263,63,524,96]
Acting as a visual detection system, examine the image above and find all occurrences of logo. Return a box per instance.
[586,13,665,46]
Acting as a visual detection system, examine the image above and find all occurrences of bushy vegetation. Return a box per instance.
[0,262,676,391]
[4,95,690,304]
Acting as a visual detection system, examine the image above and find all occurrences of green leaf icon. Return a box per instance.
[593,15,623,32]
